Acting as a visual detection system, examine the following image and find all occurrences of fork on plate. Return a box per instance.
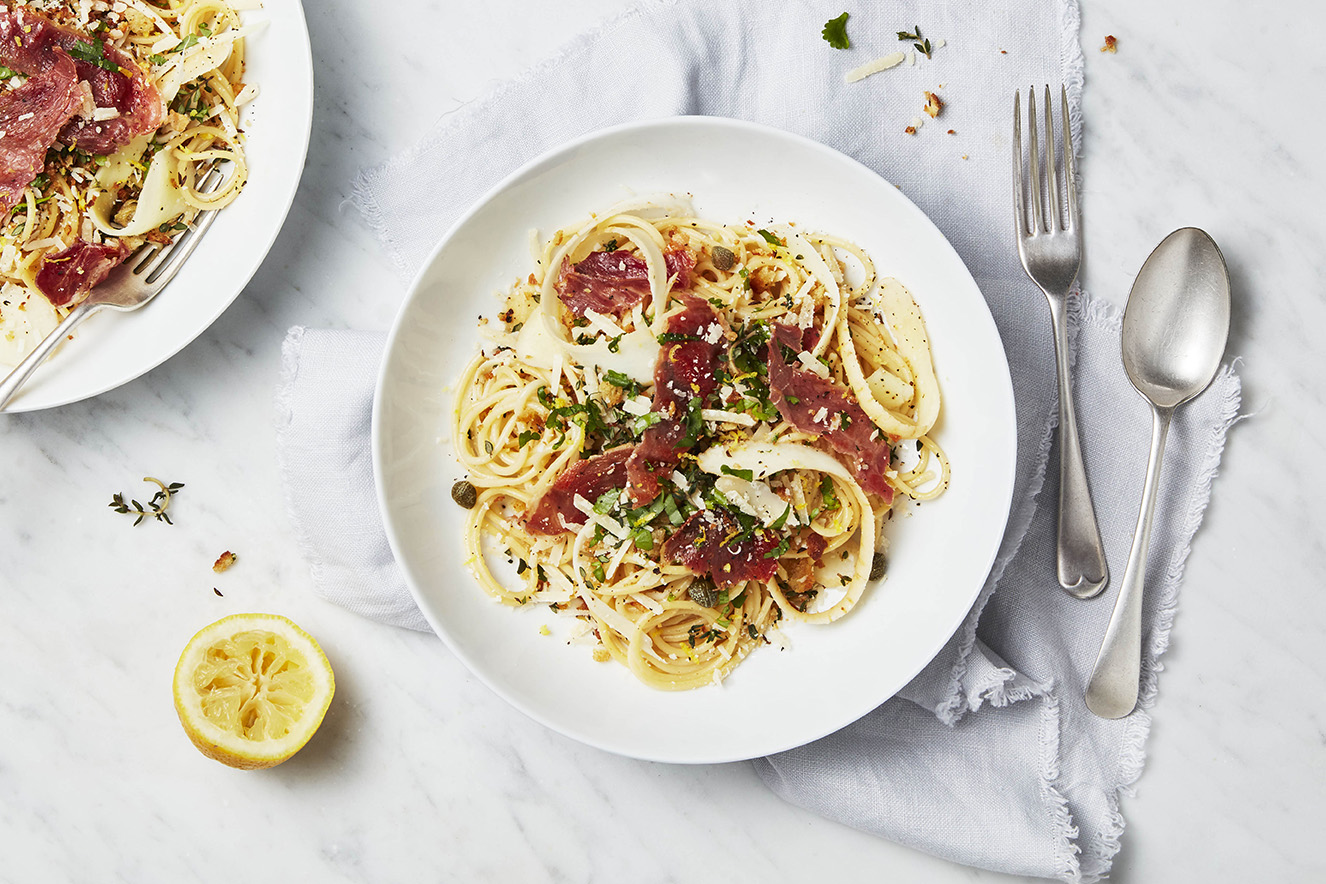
[1013,85,1110,599]
[0,166,226,412]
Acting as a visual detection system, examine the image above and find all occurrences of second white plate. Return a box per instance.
[3,0,314,412]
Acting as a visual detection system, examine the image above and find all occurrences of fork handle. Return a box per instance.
[1046,293,1110,599]
[0,301,103,411]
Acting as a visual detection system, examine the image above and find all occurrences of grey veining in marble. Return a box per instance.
[2,0,1325,881]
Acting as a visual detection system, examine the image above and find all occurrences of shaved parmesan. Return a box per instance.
[845,51,905,83]
[89,146,189,237]
[700,408,756,427]
[0,283,60,367]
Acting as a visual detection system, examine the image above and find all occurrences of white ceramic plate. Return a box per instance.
[375,117,1016,764]
[3,0,313,412]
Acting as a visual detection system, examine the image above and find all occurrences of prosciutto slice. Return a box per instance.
[556,248,695,318]
[525,446,633,536]
[766,323,895,501]
[626,295,726,504]
[0,4,164,156]
[0,50,81,212]
[662,508,779,589]
[35,238,130,307]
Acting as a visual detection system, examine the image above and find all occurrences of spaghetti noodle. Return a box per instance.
[453,198,949,690]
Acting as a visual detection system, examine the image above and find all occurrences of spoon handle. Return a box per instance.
[1085,403,1172,719]
[1048,296,1110,598]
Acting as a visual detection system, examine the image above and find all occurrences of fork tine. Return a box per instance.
[1061,84,1078,230]
[1043,85,1060,233]
[145,202,221,287]
[1013,90,1025,236]
[1027,87,1043,234]
[134,164,228,279]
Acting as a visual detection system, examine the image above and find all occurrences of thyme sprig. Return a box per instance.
[109,477,184,526]
[896,25,933,58]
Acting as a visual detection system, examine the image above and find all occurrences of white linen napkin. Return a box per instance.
[276,1,1242,880]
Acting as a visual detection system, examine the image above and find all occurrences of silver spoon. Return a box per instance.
[1084,228,1230,719]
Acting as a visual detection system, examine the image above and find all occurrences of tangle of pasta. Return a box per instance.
[453,197,948,690]
[0,0,256,365]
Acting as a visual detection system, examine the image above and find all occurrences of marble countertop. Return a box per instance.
[3,0,1323,881]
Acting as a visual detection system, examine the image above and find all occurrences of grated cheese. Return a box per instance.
[844,51,906,84]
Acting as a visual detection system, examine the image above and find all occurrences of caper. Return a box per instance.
[712,245,737,271]
[451,479,478,509]
[869,552,888,581]
[688,578,719,608]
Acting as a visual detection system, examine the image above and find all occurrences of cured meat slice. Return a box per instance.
[766,323,895,501]
[35,238,130,307]
[0,51,81,212]
[525,446,633,536]
[662,508,779,589]
[556,248,695,318]
[0,4,164,156]
[626,295,726,504]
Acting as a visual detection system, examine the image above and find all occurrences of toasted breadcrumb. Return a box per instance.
[1101,35,1118,52]
[212,551,237,573]
[924,91,943,118]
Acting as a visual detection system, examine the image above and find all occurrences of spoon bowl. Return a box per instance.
[1085,227,1230,719]
[1121,228,1231,407]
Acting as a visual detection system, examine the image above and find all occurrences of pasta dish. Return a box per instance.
[0,0,255,366]
[452,198,948,690]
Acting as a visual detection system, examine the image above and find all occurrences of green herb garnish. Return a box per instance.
[897,25,933,58]
[821,12,850,49]
[68,39,121,72]
[109,477,184,526]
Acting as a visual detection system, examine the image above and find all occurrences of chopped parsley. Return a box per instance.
[821,12,850,49]
[68,39,121,72]
[756,228,784,247]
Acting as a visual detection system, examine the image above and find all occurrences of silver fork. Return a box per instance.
[0,166,226,411]
[1014,85,1109,599]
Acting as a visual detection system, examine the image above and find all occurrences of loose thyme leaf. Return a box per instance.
[821,12,850,50]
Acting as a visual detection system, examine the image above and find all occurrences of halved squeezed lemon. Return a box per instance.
[173,613,335,769]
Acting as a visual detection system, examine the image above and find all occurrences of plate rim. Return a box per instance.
[373,115,1018,763]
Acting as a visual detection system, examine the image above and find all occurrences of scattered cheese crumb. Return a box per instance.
[1101,35,1118,53]
[844,51,906,83]
[538,624,551,636]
